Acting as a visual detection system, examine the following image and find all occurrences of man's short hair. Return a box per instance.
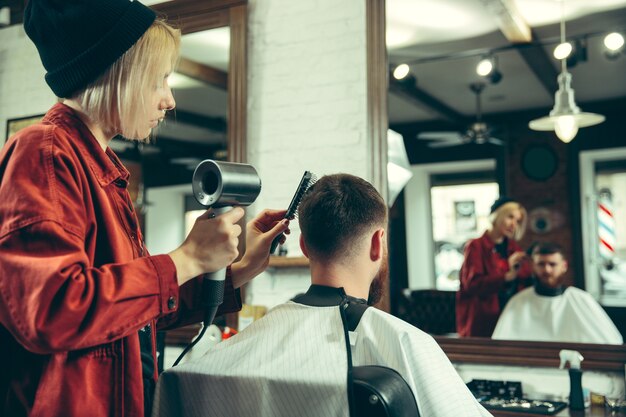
[297,173,387,261]
[531,242,565,257]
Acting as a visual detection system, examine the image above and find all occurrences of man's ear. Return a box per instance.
[299,234,309,259]
[370,228,385,262]
[563,260,568,273]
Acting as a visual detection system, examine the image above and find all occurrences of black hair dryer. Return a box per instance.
[191,159,262,323]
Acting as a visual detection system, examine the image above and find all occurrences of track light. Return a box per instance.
[393,64,410,80]
[391,63,417,86]
[476,55,502,84]
[566,38,587,68]
[604,32,625,59]
[554,42,573,60]
[604,32,624,51]
[476,57,493,76]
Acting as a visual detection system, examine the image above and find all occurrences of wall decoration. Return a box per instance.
[528,206,565,234]
[521,144,558,181]
[6,114,45,139]
[454,200,476,232]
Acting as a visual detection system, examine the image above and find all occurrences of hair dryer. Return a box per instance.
[173,160,261,367]
[192,158,261,305]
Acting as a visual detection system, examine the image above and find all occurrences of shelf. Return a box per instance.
[268,256,310,268]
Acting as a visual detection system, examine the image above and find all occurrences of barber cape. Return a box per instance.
[492,286,623,344]
[153,286,491,417]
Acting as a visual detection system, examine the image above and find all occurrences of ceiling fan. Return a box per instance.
[417,82,505,148]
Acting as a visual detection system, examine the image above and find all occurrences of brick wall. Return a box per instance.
[245,0,369,307]
[507,123,575,285]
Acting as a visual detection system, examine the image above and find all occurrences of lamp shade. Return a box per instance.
[529,70,605,142]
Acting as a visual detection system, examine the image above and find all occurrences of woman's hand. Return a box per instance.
[504,251,527,281]
[169,207,245,286]
[231,209,290,288]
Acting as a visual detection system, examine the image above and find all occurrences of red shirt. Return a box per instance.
[0,103,241,417]
[456,231,532,338]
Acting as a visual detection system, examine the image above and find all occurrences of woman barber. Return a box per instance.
[0,1,288,416]
[456,197,533,338]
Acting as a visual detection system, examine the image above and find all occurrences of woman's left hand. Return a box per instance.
[230,209,290,288]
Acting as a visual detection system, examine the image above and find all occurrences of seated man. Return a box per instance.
[154,174,490,417]
[492,242,623,344]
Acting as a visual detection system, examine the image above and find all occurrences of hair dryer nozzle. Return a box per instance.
[192,160,262,208]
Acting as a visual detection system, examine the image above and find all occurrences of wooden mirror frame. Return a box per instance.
[151,0,247,163]
[436,337,626,372]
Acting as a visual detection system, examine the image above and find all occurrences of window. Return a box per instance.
[405,159,498,290]
[431,181,498,290]
[580,148,626,306]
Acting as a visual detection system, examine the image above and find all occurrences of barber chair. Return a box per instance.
[396,289,457,335]
[352,366,420,417]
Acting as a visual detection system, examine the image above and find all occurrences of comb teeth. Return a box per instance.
[285,171,317,219]
[269,171,318,254]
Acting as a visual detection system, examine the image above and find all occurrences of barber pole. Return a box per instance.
[597,189,616,261]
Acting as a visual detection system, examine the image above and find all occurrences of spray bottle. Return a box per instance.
[559,349,585,410]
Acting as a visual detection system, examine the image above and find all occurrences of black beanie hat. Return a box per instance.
[490,196,516,214]
[24,0,156,98]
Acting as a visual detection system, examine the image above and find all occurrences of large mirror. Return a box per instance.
[385,0,626,370]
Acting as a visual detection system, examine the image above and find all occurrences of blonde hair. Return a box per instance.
[71,19,181,140]
[490,201,527,241]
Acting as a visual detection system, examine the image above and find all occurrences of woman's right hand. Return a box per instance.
[168,207,245,286]
[504,251,527,281]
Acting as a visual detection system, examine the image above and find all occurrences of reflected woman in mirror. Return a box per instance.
[456,197,533,337]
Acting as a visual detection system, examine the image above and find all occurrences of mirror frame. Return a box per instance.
[151,0,247,163]
[435,337,626,372]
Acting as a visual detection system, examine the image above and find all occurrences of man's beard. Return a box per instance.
[367,251,388,306]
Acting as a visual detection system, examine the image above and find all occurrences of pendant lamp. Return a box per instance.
[528,0,604,143]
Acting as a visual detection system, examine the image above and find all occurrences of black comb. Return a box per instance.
[270,171,317,254]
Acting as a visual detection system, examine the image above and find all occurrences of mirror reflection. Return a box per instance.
[386,0,626,346]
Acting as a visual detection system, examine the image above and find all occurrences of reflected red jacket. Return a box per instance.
[456,231,532,338]
[0,103,241,417]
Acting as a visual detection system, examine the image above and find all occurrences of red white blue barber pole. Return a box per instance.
[597,189,615,262]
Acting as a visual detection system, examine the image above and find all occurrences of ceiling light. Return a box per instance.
[476,57,493,77]
[566,38,587,68]
[553,42,572,60]
[476,55,502,84]
[603,32,625,60]
[529,0,604,143]
[393,64,410,80]
[604,32,624,51]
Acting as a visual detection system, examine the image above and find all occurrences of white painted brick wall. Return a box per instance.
[0,25,56,145]
[245,0,369,307]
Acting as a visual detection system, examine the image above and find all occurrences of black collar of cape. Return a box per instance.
[533,280,565,297]
[291,285,369,331]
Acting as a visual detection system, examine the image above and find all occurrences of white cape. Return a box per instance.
[492,286,623,344]
[153,302,491,417]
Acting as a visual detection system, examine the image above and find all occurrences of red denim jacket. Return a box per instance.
[0,103,241,417]
[456,231,532,338]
